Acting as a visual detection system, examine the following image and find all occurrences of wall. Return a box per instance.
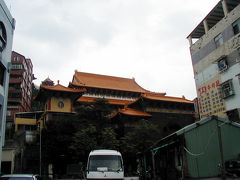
[190,4,240,57]
[221,63,240,111]
[184,119,240,178]
[190,3,240,120]
[50,97,72,113]
[0,0,15,172]
[2,149,15,174]
[14,117,37,132]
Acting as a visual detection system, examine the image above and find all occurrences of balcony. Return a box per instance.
[9,78,22,84]
[10,69,24,75]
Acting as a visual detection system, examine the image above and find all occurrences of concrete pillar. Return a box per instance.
[188,36,193,46]
[203,19,209,33]
[221,0,229,17]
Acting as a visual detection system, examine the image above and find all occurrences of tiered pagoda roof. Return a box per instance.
[110,107,152,118]
[41,77,54,86]
[139,92,193,104]
[37,72,194,119]
[70,71,149,93]
[35,81,86,102]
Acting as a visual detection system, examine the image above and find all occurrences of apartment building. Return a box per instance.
[187,0,240,121]
[6,51,34,137]
[0,0,15,173]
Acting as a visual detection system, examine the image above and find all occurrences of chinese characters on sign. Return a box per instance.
[197,77,226,119]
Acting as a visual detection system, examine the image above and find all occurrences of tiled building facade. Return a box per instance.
[0,0,15,173]
[6,51,34,137]
[187,0,240,121]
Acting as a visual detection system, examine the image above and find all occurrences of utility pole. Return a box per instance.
[38,122,42,177]
[216,118,226,180]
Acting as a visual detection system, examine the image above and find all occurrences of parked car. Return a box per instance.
[0,174,40,180]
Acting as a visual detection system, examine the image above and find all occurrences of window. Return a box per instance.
[227,108,240,122]
[220,79,234,98]
[7,110,11,116]
[218,58,228,72]
[214,33,223,48]
[0,63,5,85]
[88,155,123,171]
[14,56,19,61]
[18,124,25,130]
[11,64,23,69]
[233,18,240,35]
[58,101,64,108]
[6,121,12,129]
[0,22,6,51]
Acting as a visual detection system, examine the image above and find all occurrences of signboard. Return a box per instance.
[197,76,227,119]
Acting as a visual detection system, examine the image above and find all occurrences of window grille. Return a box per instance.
[220,79,234,98]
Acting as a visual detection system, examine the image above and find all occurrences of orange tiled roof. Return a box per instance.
[72,71,149,93]
[111,108,152,118]
[77,96,134,106]
[141,92,193,104]
[40,83,86,93]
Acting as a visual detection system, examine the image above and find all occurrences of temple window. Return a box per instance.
[58,101,64,108]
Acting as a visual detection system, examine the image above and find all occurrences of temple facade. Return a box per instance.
[69,71,195,138]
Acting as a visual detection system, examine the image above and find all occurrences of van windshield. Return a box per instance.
[88,155,122,171]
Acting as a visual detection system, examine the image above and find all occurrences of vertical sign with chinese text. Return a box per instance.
[197,76,227,119]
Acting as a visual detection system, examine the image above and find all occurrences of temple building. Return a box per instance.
[69,71,195,138]
[35,80,86,127]
[15,70,195,140]
[8,71,195,174]
[69,71,148,108]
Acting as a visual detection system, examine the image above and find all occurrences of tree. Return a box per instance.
[41,117,79,175]
[70,124,98,158]
[31,83,44,111]
[70,98,119,159]
[120,119,161,155]
[100,127,119,149]
[119,119,161,176]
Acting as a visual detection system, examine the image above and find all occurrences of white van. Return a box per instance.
[86,149,124,180]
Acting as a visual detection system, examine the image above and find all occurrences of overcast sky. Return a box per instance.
[4,0,220,100]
